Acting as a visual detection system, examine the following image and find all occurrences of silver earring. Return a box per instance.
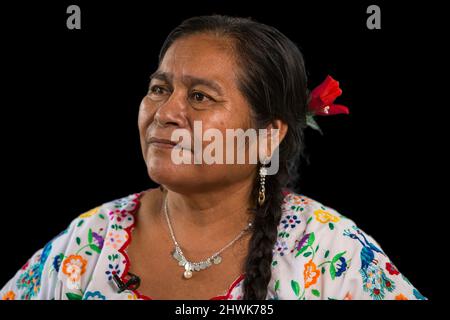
[258,159,268,206]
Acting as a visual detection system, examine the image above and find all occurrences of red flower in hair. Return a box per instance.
[306,75,349,133]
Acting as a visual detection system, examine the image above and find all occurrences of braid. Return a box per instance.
[242,162,288,300]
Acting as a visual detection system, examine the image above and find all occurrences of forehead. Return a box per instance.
[158,33,238,86]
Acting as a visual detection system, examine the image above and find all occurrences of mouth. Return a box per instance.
[148,137,178,149]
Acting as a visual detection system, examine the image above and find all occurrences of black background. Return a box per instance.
[0,0,440,301]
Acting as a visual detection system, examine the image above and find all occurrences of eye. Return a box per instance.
[190,91,211,103]
[149,85,168,95]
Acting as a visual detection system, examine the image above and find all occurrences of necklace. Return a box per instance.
[163,194,253,279]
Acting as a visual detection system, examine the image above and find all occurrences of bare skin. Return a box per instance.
[126,187,253,299]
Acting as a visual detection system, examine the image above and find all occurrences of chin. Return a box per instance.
[147,160,191,189]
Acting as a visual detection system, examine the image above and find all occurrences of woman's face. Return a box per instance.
[138,33,260,194]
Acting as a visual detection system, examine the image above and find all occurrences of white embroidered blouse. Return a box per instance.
[0,189,427,300]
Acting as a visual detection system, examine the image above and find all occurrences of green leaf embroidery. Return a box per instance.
[272,260,278,267]
[306,217,313,224]
[85,251,92,256]
[321,266,326,274]
[99,213,105,220]
[311,289,320,297]
[328,223,334,230]
[112,224,123,231]
[76,237,81,246]
[291,280,300,297]
[331,251,347,264]
[303,252,312,258]
[307,233,315,246]
[330,264,337,280]
[295,245,308,257]
[66,293,83,300]
[275,280,280,292]
[315,244,319,253]
[324,250,330,258]
[89,244,101,253]
[88,229,93,244]
[77,220,84,227]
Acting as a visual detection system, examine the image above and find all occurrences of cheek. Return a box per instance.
[138,97,156,135]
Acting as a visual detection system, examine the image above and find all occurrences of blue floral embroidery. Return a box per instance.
[16,241,52,299]
[335,257,348,277]
[281,215,301,230]
[52,254,63,272]
[105,263,121,281]
[84,290,106,300]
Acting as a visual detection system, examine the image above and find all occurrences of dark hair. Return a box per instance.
[159,15,308,300]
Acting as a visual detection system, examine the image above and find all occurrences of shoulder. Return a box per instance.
[1,192,142,300]
[268,189,427,300]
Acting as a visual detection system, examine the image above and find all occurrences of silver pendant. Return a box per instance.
[183,262,192,279]
[171,248,222,279]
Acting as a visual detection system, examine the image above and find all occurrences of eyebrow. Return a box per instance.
[149,71,224,96]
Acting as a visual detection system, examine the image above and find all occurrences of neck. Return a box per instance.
[162,179,255,244]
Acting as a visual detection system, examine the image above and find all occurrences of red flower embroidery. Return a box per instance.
[308,75,349,116]
[21,260,30,271]
[385,262,400,275]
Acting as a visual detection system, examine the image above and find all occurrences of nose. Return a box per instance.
[153,90,188,128]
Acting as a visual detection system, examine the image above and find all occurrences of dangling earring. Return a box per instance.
[258,159,268,206]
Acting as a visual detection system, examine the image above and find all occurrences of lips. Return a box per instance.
[148,137,178,149]
[149,137,177,145]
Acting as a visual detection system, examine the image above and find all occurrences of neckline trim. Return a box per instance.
[118,189,246,300]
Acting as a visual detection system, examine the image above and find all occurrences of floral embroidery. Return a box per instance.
[361,263,395,300]
[62,254,87,290]
[395,293,408,300]
[314,209,340,224]
[386,262,400,275]
[304,259,320,288]
[274,240,289,256]
[52,253,63,273]
[108,209,128,222]
[291,195,311,206]
[84,290,106,300]
[316,250,349,280]
[105,231,127,250]
[79,207,99,219]
[105,263,121,281]
[16,241,52,299]
[2,290,15,300]
[281,214,301,230]
[92,231,105,248]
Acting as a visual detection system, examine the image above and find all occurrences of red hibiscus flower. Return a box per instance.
[308,75,349,116]
[385,262,400,275]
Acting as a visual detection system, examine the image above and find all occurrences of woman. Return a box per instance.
[1,15,426,300]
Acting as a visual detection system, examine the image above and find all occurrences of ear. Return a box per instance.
[261,119,288,159]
